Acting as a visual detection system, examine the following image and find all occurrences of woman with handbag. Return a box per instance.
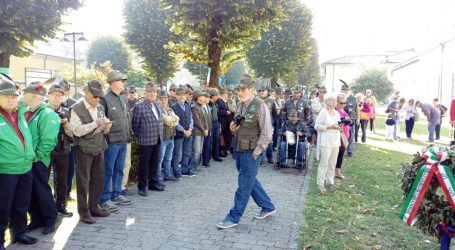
[356,94,370,144]
[335,94,351,179]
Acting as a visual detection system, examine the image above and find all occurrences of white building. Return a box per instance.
[321,54,401,93]
[391,36,455,106]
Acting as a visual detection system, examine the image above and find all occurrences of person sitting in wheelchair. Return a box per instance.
[276,110,310,169]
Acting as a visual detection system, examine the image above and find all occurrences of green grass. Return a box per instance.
[299,144,439,250]
[374,115,450,137]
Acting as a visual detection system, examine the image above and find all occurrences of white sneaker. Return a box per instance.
[254,209,276,220]
[112,195,133,205]
[100,200,119,212]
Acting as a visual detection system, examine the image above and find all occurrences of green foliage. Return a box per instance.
[297,38,321,87]
[126,68,150,88]
[225,60,246,86]
[0,0,81,66]
[246,1,315,86]
[161,0,289,87]
[123,0,179,86]
[62,61,112,93]
[401,148,455,236]
[86,36,132,72]
[184,61,208,81]
[352,69,394,103]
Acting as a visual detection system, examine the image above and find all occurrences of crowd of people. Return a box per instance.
[9,67,441,246]
[385,91,448,143]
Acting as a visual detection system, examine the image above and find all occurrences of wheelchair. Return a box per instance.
[274,131,311,173]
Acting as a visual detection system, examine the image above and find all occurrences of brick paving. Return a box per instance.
[8,154,309,250]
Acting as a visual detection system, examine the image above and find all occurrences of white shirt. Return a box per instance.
[315,108,341,148]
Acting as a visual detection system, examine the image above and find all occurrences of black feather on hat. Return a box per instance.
[339,79,349,90]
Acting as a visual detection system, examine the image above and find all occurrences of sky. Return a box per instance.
[54,0,455,63]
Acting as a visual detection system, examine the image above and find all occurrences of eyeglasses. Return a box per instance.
[339,102,346,105]
[170,89,176,92]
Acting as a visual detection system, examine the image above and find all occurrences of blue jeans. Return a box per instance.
[278,141,306,164]
[272,116,280,148]
[393,116,400,140]
[101,143,127,203]
[156,139,174,180]
[211,121,221,159]
[172,136,193,176]
[428,116,439,142]
[190,135,204,171]
[347,125,355,154]
[225,152,275,223]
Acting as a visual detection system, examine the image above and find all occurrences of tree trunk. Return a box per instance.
[157,77,163,89]
[271,76,278,89]
[0,53,11,68]
[207,14,223,89]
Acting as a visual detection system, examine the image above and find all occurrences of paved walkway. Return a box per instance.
[8,155,308,250]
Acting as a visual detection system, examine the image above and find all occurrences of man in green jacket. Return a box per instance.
[0,74,37,249]
[21,82,60,236]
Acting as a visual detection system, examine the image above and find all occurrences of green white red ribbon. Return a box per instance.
[400,146,455,226]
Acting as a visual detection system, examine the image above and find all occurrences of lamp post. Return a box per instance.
[62,32,87,97]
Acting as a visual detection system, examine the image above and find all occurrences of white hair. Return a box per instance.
[323,93,336,105]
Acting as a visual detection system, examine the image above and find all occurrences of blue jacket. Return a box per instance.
[131,100,163,145]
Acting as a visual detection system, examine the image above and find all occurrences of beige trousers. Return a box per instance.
[317,146,339,187]
[122,143,132,188]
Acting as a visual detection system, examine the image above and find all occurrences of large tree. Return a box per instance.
[123,0,179,87]
[352,69,394,103]
[161,0,288,88]
[86,36,132,72]
[0,0,81,69]
[297,38,321,87]
[224,60,246,87]
[184,61,208,82]
[246,1,314,88]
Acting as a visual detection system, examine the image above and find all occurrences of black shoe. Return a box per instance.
[57,206,73,217]
[150,185,165,191]
[202,164,211,167]
[13,234,38,245]
[138,189,148,196]
[26,221,43,231]
[213,158,223,162]
[42,225,55,235]
[267,159,274,164]
[347,153,353,157]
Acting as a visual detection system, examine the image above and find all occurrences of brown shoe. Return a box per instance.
[79,215,96,224]
[90,206,110,217]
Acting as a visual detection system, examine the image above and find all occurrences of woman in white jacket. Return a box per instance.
[315,94,341,194]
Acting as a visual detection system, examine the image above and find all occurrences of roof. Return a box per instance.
[321,55,399,65]
[321,50,416,66]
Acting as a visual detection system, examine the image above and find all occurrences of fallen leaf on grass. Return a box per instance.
[355,236,361,241]
[373,185,380,189]
[373,245,381,249]
[349,184,355,188]
[371,232,378,237]
[304,243,313,249]
[424,240,431,244]
[336,229,348,234]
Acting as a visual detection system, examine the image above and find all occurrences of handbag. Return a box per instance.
[340,132,349,149]
[359,111,370,121]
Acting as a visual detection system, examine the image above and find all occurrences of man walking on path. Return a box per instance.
[99,70,133,212]
[217,77,276,229]
[22,81,60,235]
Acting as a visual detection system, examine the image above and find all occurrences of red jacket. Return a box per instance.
[450,99,455,121]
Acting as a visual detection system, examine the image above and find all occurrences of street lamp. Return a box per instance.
[62,32,87,97]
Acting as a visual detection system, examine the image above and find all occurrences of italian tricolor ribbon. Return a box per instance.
[400,146,455,226]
